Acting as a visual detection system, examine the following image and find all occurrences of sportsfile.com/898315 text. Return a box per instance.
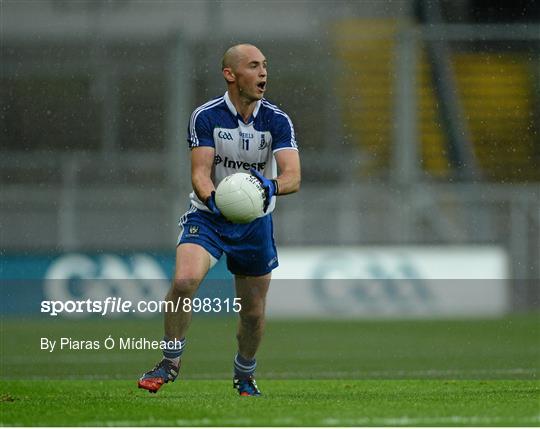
[40,297,242,316]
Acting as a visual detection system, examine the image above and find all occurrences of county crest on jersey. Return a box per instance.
[187,91,298,214]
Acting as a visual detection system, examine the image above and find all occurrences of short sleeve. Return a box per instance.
[187,111,215,149]
[271,111,298,152]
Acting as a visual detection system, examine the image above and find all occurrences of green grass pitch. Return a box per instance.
[1,314,539,426]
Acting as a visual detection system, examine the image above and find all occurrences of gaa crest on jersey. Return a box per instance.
[188,225,199,235]
[214,128,237,145]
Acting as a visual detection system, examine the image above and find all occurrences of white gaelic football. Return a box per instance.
[215,173,266,224]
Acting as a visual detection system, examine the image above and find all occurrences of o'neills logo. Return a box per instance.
[214,155,265,171]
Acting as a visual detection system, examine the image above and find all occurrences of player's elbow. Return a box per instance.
[289,172,301,194]
[294,174,301,193]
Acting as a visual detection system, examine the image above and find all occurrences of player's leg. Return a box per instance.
[138,243,213,393]
[138,205,225,393]
[224,213,277,396]
[235,273,271,359]
[164,243,213,344]
[232,272,271,396]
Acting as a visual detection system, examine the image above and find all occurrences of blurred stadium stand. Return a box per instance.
[1,0,539,307]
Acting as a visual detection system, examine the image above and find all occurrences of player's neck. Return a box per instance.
[237,104,255,124]
[228,91,257,123]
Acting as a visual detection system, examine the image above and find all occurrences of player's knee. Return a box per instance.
[239,308,264,327]
[170,278,199,297]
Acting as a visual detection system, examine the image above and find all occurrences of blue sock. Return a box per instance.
[234,352,256,379]
[163,336,185,366]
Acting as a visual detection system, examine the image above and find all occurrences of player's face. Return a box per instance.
[233,47,267,102]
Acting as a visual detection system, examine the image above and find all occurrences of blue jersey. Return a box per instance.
[187,91,298,214]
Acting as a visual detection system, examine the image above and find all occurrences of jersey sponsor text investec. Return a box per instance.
[214,155,265,171]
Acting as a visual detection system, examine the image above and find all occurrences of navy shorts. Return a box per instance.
[177,206,278,276]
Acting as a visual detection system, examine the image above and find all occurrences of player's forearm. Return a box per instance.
[275,170,301,196]
[192,173,215,203]
[190,147,216,204]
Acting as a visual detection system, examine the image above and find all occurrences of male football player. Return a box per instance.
[138,44,301,396]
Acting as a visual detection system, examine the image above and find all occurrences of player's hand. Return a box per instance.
[250,168,278,212]
[205,191,222,216]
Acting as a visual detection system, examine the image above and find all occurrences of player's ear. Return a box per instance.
[223,67,235,83]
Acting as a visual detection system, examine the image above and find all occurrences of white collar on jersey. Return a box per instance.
[224,91,262,124]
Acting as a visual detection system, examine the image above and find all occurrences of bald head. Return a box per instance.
[221,43,261,71]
